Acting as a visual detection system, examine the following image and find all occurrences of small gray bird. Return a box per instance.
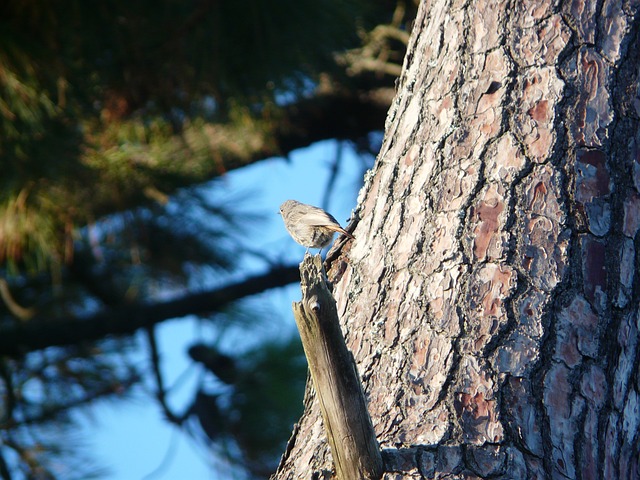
[279,200,354,254]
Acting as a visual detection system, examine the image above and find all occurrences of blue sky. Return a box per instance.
[85,139,369,480]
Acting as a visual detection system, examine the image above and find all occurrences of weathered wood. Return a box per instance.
[292,254,382,480]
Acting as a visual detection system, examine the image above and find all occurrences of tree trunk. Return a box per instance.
[274,0,640,479]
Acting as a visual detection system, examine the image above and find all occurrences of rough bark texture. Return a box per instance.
[274,1,640,479]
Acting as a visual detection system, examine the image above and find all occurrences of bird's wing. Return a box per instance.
[300,208,340,226]
[299,207,354,239]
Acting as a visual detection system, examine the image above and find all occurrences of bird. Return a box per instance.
[279,200,354,254]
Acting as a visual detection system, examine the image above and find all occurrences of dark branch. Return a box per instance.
[321,140,344,211]
[0,265,300,356]
[275,87,391,157]
[0,448,11,480]
[146,326,185,425]
[0,375,139,429]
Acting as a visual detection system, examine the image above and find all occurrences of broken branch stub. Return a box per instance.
[292,254,383,480]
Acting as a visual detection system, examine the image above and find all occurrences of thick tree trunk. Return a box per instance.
[274,1,640,479]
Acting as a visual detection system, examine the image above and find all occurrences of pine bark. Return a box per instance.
[274,1,640,479]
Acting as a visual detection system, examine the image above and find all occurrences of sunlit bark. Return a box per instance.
[274,0,640,478]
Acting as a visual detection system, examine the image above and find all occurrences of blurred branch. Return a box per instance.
[275,87,392,156]
[337,1,410,79]
[0,279,35,321]
[145,326,185,425]
[0,360,16,424]
[321,141,344,211]
[0,375,139,429]
[0,265,300,356]
[0,449,11,480]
